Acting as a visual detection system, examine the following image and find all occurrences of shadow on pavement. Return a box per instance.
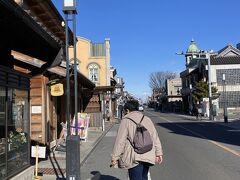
[157,121,240,147]
[48,151,66,179]
[90,171,121,180]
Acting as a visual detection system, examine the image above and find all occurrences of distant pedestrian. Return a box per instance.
[118,104,123,119]
[196,103,203,120]
[110,100,163,180]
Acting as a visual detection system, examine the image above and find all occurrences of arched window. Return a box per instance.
[88,63,99,82]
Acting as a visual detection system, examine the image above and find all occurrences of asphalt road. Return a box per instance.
[147,109,240,180]
[80,109,240,180]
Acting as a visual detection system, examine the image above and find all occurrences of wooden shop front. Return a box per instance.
[0,0,69,179]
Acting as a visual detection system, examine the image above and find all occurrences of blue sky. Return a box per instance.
[53,0,240,100]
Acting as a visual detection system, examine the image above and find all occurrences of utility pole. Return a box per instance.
[206,53,213,121]
[189,84,193,114]
[222,74,228,123]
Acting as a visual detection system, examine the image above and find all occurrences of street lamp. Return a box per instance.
[63,0,77,12]
[222,74,228,123]
[63,1,80,180]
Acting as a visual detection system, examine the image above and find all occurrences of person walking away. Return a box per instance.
[110,100,163,180]
[196,103,203,120]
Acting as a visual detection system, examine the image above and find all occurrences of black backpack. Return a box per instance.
[126,115,153,154]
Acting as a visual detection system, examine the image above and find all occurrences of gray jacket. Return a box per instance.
[111,111,163,169]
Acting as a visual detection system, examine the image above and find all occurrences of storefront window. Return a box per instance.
[0,87,6,179]
[7,89,29,176]
[0,66,30,179]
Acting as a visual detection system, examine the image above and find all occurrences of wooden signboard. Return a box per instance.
[50,83,64,96]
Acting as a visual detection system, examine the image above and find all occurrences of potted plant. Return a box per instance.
[8,128,27,166]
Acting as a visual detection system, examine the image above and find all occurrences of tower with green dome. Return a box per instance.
[185,39,200,67]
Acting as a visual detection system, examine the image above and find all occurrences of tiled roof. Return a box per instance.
[210,56,240,65]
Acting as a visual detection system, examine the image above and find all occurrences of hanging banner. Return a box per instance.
[50,83,64,96]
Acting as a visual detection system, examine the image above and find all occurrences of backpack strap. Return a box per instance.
[125,115,145,125]
[139,115,145,124]
[125,117,137,125]
[124,117,135,146]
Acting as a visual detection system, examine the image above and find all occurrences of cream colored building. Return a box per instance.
[69,37,111,86]
[69,37,118,125]
[166,78,182,102]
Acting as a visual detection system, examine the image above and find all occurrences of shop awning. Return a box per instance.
[0,0,73,75]
[48,65,96,90]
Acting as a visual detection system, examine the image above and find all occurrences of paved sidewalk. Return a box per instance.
[174,113,240,130]
[34,121,116,179]
[80,124,129,180]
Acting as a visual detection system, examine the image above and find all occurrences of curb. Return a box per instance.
[80,122,116,167]
[158,111,240,130]
[162,112,209,121]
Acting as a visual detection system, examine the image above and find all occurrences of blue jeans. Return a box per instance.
[128,162,150,180]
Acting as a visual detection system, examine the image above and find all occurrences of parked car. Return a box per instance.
[138,105,144,111]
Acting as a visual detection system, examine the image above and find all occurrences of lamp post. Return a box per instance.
[99,93,105,131]
[222,74,228,123]
[63,1,80,179]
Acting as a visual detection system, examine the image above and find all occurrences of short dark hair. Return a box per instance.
[124,100,139,112]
